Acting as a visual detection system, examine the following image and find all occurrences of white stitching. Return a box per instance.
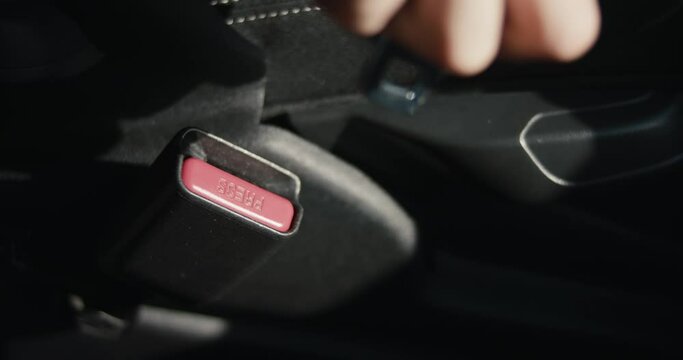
[225,6,321,25]
[210,0,239,5]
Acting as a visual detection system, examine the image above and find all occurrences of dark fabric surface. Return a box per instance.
[220,0,373,105]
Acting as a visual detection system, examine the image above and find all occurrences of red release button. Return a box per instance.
[181,157,295,232]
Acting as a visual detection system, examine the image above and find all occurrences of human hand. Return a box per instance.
[318,0,601,76]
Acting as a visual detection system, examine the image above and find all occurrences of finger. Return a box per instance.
[388,0,506,76]
[502,0,601,62]
[317,0,407,36]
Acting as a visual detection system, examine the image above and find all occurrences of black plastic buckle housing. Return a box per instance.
[101,128,303,305]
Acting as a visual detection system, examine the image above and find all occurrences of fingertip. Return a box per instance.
[439,34,500,76]
[543,2,601,62]
[503,0,602,62]
[348,20,389,37]
[389,0,505,77]
[318,0,406,36]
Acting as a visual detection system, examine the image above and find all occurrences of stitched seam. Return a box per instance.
[223,6,321,25]
[210,0,240,5]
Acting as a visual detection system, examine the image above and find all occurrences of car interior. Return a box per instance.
[1,0,682,358]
